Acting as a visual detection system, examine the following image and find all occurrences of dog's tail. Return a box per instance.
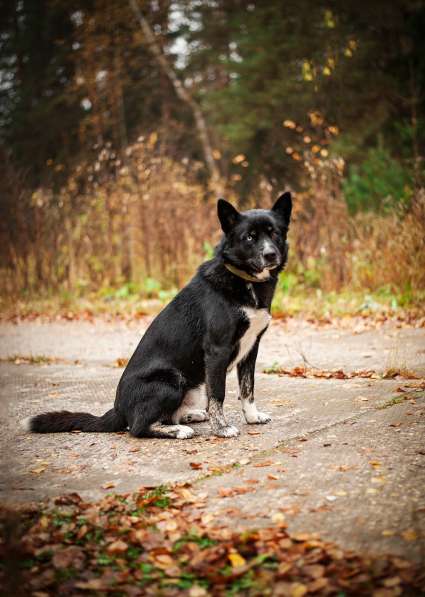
[22,408,127,433]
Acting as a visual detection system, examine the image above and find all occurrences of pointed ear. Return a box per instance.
[272,192,292,226]
[217,198,241,233]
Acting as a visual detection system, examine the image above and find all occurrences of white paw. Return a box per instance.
[175,425,195,439]
[216,425,240,438]
[180,410,209,423]
[245,411,272,424]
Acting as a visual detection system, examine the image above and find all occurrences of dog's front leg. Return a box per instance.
[238,339,271,424]
[205,348,240,438]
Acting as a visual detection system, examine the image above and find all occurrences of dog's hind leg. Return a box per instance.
[172,385,209,424]
[146,424,195,439]
[127,381,195,439]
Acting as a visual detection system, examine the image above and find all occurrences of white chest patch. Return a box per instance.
[228,307,271,371]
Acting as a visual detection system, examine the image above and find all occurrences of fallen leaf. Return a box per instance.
[271,512,286,526]
[102,482,116,490]
[153,554,174,568]
[308,577,329,592]
[189,587,208,597]
[304,564,325,578]
[75,579,109,591]
[291,533,313,542]
[218,486,252,498]
[290,582,307,597]
[189,462,203,470]
[401,529,418,541]
[228,551,246,568]
[253,460,274,467]
[30,465,48,475]
[383,576,401,587]
[107,540,128,554]
[115,357,129,367]
[52,546,85,570]
[392,557,412,569]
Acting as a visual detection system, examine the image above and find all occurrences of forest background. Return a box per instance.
[1,0,424,318]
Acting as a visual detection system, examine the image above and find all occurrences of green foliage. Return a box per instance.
[278,272,298,294]
[227,571,258,595]
[143,277,161,297]
[142,486,171,509]
[263,362,282,374]
[203,241,215,259]
[173,533,217,552]
[97,553,114,566]
[98,279,176,303]
[343,148,413,213]
[277,260,323,297]
[114,283,137,299]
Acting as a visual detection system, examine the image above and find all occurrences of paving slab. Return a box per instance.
[0,319,424,565]
[197,398,425,564]
[1,318,425,373]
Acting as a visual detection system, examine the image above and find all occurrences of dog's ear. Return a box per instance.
[272,192,292,227]
[217,198,241,233]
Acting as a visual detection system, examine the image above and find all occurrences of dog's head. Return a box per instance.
[217,192,292,281]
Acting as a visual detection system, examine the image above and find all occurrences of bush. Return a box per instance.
[343,147,413,213]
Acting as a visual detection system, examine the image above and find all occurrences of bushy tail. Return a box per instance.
[24,408,127,433]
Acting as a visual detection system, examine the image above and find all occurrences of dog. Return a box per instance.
[25,192,292,439]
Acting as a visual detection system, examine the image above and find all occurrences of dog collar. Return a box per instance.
[224,262,268,283]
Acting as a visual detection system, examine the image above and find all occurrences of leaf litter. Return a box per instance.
[1,484,424,595]
[263,365,422,381]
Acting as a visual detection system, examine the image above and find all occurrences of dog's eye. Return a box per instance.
[246,233,255,242]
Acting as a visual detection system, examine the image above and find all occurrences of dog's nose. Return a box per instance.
[263,249,277,264]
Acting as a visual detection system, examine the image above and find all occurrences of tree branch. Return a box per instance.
[129,0,220,184]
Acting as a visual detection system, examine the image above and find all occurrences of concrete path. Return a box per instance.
[0,318,424,564]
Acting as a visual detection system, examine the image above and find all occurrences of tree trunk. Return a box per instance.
[129,0,220,185]
[65,218,76,290]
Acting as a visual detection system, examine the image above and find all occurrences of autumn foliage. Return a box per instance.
[1,485,424,595]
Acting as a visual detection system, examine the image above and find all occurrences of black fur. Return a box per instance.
[27,192,292,439]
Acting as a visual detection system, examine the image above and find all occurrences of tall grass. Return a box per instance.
[1,138,424,311]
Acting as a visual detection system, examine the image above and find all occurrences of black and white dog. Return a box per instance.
[26,193,292,439]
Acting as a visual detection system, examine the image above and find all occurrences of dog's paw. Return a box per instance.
[215,425,240,438]
[245,411,272,424]
[180,409,209,424]
[174,425,195,439]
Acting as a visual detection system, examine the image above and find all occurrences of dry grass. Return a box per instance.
[350,192,425,292]
[1,140,424,310]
